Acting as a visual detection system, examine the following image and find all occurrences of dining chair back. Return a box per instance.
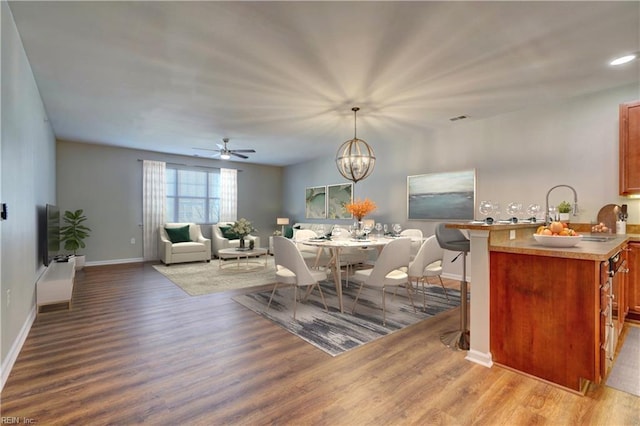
[350,237,414,325]
[294,229,331,270]
[400,228,423,259]
[269,236,328,319]
[407,235,449,308]
[330,226,369,276]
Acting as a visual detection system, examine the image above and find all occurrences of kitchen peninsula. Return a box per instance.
[447,222,633,393]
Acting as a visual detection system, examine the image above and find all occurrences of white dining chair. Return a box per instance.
[269,236,328,319]
[350,238,414,325]
[406,235,449,309]
[293,229,331,270]
[331,226,369,284]
[400,228,423,259]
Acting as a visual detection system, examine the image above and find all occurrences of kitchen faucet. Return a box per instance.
[545,184,579,224]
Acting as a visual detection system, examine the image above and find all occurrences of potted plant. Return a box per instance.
[60,209,91,270]
[557,201,572,222]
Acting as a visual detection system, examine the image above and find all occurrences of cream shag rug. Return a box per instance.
[153,257,276,296]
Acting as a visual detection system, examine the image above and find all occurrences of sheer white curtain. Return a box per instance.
[219,168,237,222]
[143,160,166,261]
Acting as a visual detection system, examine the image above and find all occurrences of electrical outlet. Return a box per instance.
[509,230,516,240]
[130,238,136,245]
[6,289,11,307]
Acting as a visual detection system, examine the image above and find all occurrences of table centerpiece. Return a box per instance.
[231,218,257,250]
[345,198,377,239]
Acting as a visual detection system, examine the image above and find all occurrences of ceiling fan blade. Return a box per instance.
[216,143,225,150]
[230,149,256,153]
[230,152,249,159]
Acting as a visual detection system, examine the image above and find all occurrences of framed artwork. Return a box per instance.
[305,186,326,219]
[327,183,353,219]
[407,169,476,220]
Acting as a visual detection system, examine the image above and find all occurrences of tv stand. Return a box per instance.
[37,257,76,312]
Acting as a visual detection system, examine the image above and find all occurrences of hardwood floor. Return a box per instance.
[2,263,638,425]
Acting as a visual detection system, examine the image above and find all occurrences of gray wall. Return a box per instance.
[1,2,57,375]
[283,83,640,237]
[57,141,283,264]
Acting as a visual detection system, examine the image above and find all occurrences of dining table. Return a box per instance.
[302,236,397,313]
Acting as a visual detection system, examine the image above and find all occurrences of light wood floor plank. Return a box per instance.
[1,263,638,425]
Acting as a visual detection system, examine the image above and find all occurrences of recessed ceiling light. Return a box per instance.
[610,54,637,66]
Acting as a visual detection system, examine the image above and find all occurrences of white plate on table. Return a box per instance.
[533,234,582,248]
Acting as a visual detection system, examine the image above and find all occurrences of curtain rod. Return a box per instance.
[137,159,242,172]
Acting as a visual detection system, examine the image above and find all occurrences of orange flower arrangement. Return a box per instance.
[345,198,377,221]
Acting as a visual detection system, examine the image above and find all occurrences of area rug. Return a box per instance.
[233,282,461,356]
[606,326,640,397]
[153,257,276,296]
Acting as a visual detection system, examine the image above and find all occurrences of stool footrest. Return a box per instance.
[440,329,470,351]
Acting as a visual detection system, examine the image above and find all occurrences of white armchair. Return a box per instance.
[159,223,211,265]
[211,222,261,257]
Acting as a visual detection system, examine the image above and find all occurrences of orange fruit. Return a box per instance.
[549,221,564,234]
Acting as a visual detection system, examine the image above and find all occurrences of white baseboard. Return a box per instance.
[1,305,36,391]
[466,349,493,368]
[86,257,144,267]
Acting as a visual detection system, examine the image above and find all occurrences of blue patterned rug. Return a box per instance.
[233,282,461,356]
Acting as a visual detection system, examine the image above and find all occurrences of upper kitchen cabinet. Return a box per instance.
[620,101,640,195]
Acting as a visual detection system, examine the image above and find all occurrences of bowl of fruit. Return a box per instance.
[533,221,582,247]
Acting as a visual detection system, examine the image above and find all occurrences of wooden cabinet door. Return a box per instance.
[627,242,640,320]
[620,101,640,195]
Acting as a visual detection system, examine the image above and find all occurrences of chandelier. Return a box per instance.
[335,107,376,183]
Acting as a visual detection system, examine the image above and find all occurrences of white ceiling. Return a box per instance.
[7,1,640,166]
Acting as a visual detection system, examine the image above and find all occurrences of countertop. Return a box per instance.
[490,233,640,261]
[444,222,639,261]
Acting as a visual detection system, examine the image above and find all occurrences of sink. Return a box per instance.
[582,234,617,242]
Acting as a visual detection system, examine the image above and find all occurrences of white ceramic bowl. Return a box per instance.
[533,233,583,248]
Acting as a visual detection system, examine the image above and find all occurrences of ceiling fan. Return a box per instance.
[194,138,256,160]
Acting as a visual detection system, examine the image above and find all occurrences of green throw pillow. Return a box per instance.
[220,226,240,240]
[165,225,191,243]
[284,226,294,239]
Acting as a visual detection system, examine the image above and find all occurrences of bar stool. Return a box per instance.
[435,223,470,350]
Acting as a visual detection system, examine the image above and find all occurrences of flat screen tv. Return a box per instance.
[43,204,61,266]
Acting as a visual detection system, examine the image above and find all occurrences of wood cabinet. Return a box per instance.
[619,101,640,195]
[490,251,622,392]
[627,242,640,320]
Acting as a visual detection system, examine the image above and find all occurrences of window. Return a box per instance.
[166,167,221,223]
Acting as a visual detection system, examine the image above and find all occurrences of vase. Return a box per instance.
[239,237,245,249]
[353,221,366,239]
